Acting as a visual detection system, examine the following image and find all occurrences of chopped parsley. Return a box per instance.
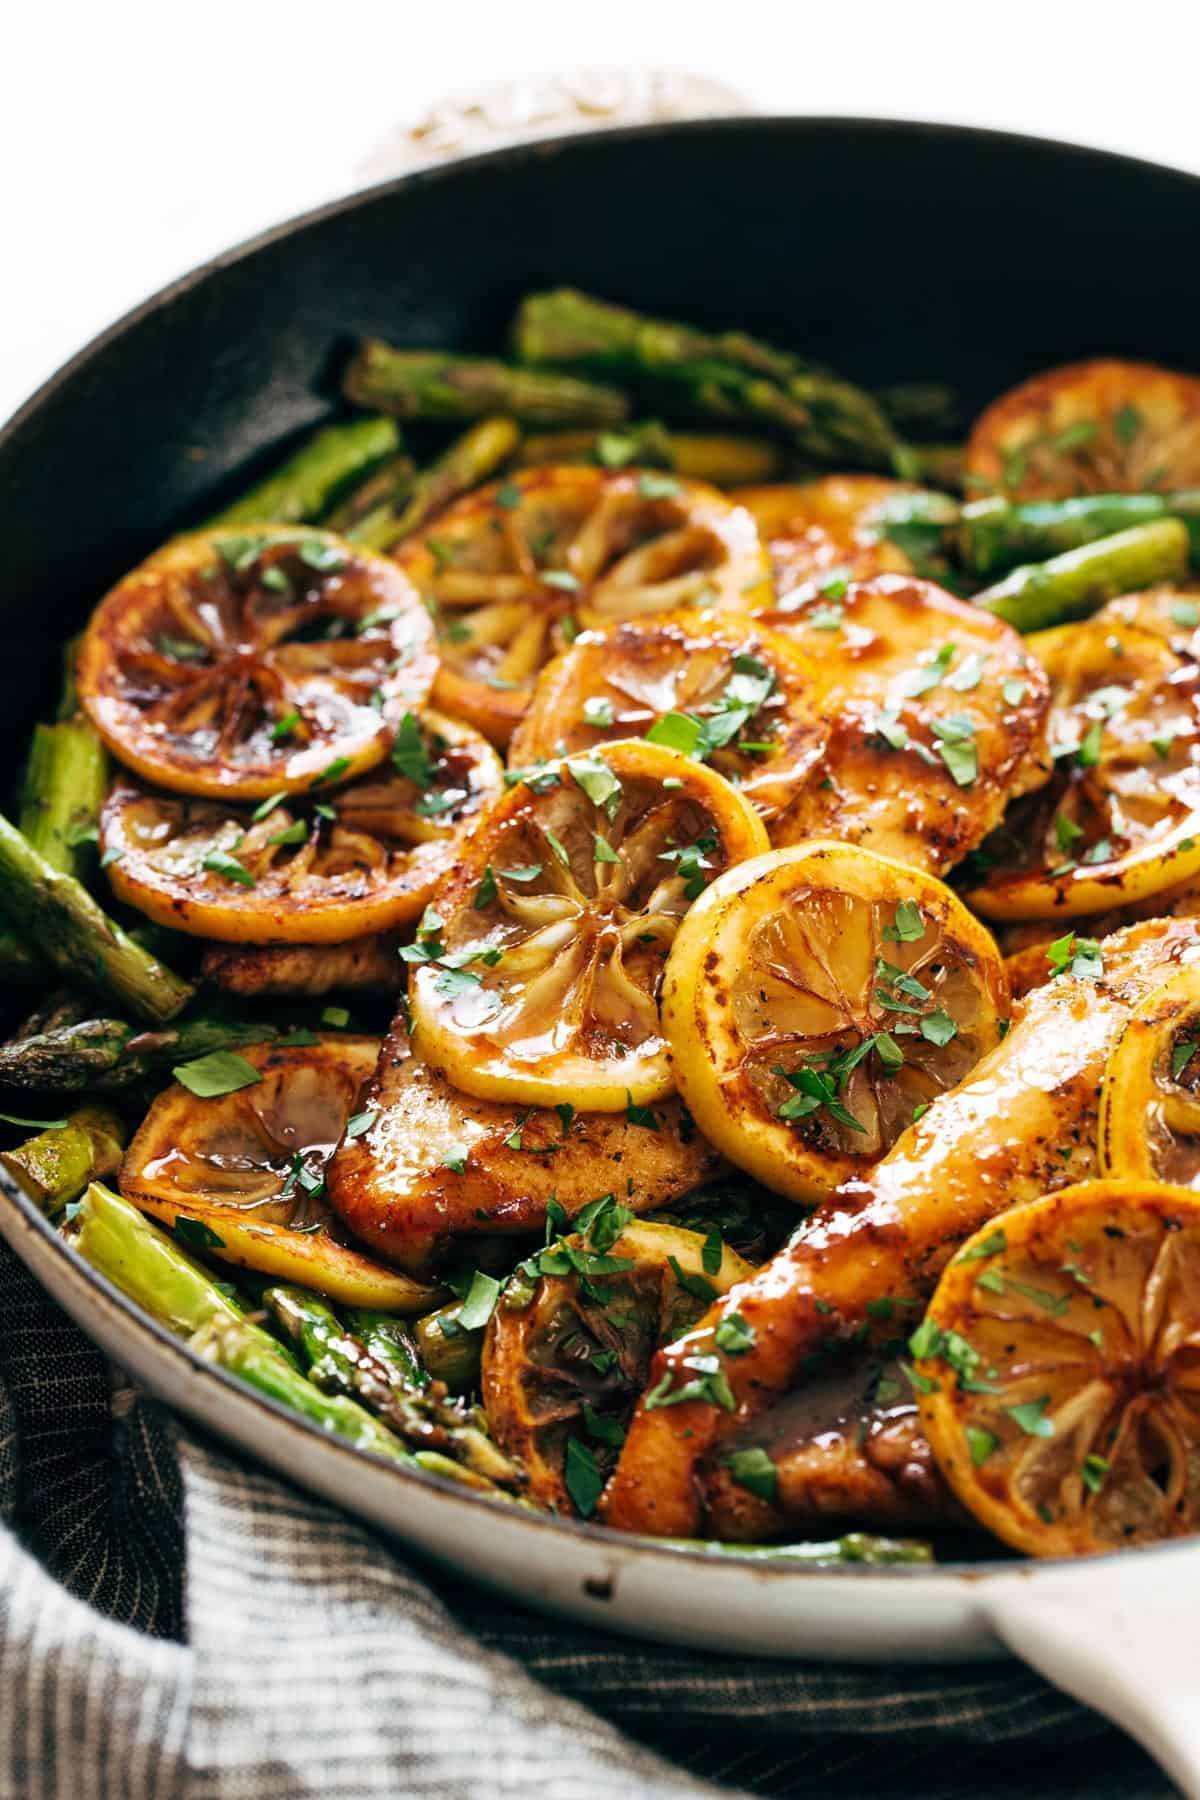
[724,1446,777,1501]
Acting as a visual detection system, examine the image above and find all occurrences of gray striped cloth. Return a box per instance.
[0,1240,1172,1799]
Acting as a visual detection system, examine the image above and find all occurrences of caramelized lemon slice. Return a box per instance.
[78,527,436,800]
[969,619,1200,922]
[914,1179,1200,1556]
[1099,967,1200,1187]
[482,1212,756,1513]
[965,359,1200,499]
[662,841,1009,1202]
[101,710,502,943]
[120,1035,439,1311]
[408,739,769,1110]
[394,466,773,745]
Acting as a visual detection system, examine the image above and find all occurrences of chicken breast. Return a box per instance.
[758,575,1052,875]
[201,936,404,997]
[326,1023,723,1275]
[601,913,1200,1537]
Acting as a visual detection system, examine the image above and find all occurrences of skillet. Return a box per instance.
[3,115,1200,1786]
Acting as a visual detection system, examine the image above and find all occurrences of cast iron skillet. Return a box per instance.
[3,121,1200,1763]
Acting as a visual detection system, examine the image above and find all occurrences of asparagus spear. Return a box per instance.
[69,1181,248,1335]
[320,452,416,533]
[264,1284,520,1486]
[975,518,1191,633]
[0,816,193,1024]
[0,1105,125,1213]
[511,288,898,469]
[9,988,92,1040]
[205,416,402,528]
[515,423,786,486]
[70,1188,504,1487]
[19,719,108,877]
[343,343,629,428]
[415,1297,484,1393]
[960,490,1200,577]
[343,1308,427,1385]
[684,1533,934,1565]
[350,417,521,551]
[0,1014,271,1093]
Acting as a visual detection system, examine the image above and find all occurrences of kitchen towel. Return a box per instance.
[0,1237,1171,1799]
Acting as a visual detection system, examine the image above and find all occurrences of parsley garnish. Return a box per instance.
[724,1447,777,1501]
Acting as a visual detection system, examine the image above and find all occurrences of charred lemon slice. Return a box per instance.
[482,1208,756,1513]
[1099,968,1200,1187]
[968,620,1200,922]
[913,1179,1200,1556]
[755,574,1052,876]
[662,842,1009,1202]
[78,527,437,800]
[965,359,1200,499]
[408,739,769,1110]
[101,711,503,944]
[734,477,917,601]
[394,467,773,746]
[120,1035,439,1310]
[508,613,826,829]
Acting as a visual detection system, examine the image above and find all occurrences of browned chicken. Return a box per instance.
[601,913,1200,1537]
[326,1023,723,1275]
[757,575,1053,875]
[201,936,404,997]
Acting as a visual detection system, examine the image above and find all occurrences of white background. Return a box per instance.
[6,0,1200,424]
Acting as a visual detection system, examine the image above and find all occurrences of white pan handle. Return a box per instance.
[979,1547,1200,1797]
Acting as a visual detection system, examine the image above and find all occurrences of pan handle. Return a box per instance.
[979,1546,1200,1797]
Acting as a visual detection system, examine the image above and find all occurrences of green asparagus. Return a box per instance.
[343,1308,427,1386]
[514,423,786,486]
[19,719,108,877]
[320,452,416,533]
[511,288,898,469]
[0,815,193,1024]
[684,1533,934,1565]
[205,416,402,528]
[975,518,1191,633]
[350,416,521,550]
[0,1105,126,1213]
[192,1313,425,1463]
[69,1181,248,1335]
[960,490,1200,577]
[415,1297,484,1392]
[265,1284,520,1486]
[344,343,629,427]
[0,1014,272,1093]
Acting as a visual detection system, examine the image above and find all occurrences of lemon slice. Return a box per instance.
[734,477,916,601]
[326,1020,723,1275]
[408,738,769,1110]
[120,1035,438,1310]
[482,1212,756,1513]
[965,358,1200,499]
[508,612,826,830]
[101,710,503,944]
[662,841,1009,1202]
[394,466,773,745]
[1099,967,1200,1187]
[914,1178,1200,1556]
[968,619,1200,922]
[78,527,436,800]
[755,573,1051,875]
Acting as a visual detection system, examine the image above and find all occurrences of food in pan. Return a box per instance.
[5,291,1200,1562]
